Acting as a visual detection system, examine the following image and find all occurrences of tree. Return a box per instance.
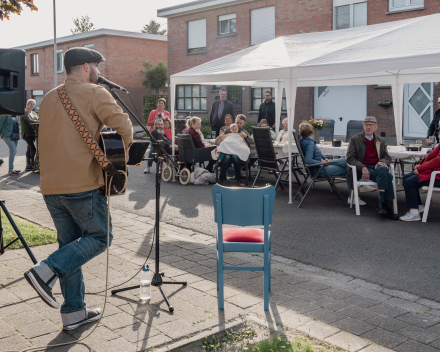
[141,19,167,35]
[71,15,94,34]
[142,60,168,105]
[0,0,37,20]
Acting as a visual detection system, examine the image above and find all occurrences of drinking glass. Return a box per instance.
[212,131,216,139]
[319,137,325,144]
[415,140,422,150]
[429,136,436,145]
[399,139,405,151]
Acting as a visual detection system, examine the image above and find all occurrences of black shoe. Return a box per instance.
[63,308,102,331]
[24,269,60,309]
[377,202,388,216]
[386,205,399,220]
[237,179,245,187]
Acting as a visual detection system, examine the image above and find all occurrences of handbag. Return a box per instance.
[11,133,20,140]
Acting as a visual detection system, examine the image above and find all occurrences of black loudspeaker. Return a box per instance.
[0,49,26,116]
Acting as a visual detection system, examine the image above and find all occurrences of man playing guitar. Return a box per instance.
[24,47,133,331]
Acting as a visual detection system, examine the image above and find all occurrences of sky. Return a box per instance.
[0,0,188,48]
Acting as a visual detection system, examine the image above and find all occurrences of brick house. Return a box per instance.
[14,29,168,124]
[159,0,440,139]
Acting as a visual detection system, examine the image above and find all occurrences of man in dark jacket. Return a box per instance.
[258,91,276,129]
[346,116,398,220]
[209,88,235,138]
[426,97,440,145]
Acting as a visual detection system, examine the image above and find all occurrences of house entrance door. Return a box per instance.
[403,83,433,138]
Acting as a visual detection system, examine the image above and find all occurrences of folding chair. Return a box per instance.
[293,131,347,208]
[348,164,398,216]
[212,184,275,311]
[422,171,440,222]
[252,127,301,190]
[345,120,364,143]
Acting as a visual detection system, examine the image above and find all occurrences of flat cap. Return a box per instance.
[64,47,105,70]
[363,116,377,124]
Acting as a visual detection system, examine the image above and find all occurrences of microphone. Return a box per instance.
[98,76,127,92]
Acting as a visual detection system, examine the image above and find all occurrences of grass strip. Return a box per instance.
[239,335,341,351]
[1,211,57,249]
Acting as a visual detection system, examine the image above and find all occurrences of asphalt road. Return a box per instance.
[1,140,440,301]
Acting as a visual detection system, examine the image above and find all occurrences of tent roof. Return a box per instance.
[170,14,440,86]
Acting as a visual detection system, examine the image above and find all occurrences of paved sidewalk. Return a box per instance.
[1,180,440,352]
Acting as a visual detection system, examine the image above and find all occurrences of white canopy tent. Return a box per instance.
[169,13,440,203]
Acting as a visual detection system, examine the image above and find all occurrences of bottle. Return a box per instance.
[140,265,151,301]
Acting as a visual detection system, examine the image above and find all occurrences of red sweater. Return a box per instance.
[417,144,440,182]
[363,138,378,167]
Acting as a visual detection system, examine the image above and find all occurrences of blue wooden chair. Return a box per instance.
[212,184,276,311]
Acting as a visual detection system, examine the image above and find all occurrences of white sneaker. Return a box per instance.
[144,167,150,174]
[418,205,425,213]
[399,212,421,221]
[348,197,366,206]
[359,185,376,193]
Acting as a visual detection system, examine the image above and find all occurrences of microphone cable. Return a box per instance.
[7,171,127,352]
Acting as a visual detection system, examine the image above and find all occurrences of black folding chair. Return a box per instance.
[320,119,335,142]
[252,127,302,190]
[175,134,216,172]
[293,132,346,208]
[345,120,364,143]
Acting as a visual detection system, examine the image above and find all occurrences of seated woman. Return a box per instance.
[217,124,249,187]
[299,122,365,205]
[219,114,234,135]
[185,117,215,172]
[276,118,290,143]
[400,138,440,221]
[252,119,277,140]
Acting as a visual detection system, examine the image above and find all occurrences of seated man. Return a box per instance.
[346,116,398,220]
[146,119,177,170]
[400,133,440,221]
[215,114,254,147]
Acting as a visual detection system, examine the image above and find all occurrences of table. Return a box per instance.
[30,123,40,172]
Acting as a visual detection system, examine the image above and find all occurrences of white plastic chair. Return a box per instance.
[421,171,440,223]
[348,164,398,216]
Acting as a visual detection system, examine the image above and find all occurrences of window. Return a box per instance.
[251,6,275,45]
[218,13,236,35]
[176,85,207,111]
[56,49,63,73]
[31,53,39,75]
[188,19,206,53]
[251,87,286,111]
[83,44,95,49]
[333,1,367,30]
[389,0,423,12]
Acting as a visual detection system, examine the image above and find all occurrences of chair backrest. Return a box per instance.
[320,120,335,142]
[212,184,275,226]
[175,134,195,163]
[252,127,278,169]
[345,120,364,143]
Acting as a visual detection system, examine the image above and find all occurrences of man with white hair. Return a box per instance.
[21,99,39,171]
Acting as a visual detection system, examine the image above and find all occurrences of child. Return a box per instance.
[163,118,172,141]
[253,119,277,140]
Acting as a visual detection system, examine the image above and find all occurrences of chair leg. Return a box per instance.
[353,182,361,215]
[264,251,270,311]
[268,248,271,292]
[298,179,315,208]
[422,188,433,223]
[274,171,284,190]
[294,175,309,200]
[218,248,224,310]
[252,167,262,188]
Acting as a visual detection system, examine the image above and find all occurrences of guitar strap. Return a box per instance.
[57,84,118,177]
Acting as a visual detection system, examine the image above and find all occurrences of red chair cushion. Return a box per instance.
[223,228,264,243]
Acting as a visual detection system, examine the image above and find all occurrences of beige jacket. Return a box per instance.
[39,75,133,195]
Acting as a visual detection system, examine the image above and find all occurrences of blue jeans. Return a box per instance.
[219,154,242,181]
[147,144,155,167]
[366,165,394,201]
[403,172,440,209]
[314,158,351,194]
[38,189,112,322]
[2,137,18,171]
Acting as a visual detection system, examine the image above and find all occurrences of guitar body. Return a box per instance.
[99,132,127,196]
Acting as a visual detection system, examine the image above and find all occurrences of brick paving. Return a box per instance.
[1,179,440,351]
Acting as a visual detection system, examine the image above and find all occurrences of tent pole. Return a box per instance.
[391,75,404,144]
[170,84,176,181]
[275,80,283,132]
[285,76,298,204]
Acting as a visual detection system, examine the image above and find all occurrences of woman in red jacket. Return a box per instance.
[147,98,170,131]
[400,141,440,221]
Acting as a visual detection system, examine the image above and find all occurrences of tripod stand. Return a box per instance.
[109,89,186,313]
[0,200,38,264]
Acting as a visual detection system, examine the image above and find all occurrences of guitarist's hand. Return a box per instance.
[125,150,129,164]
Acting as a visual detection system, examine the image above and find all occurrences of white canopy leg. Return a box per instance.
[285,76,298,204]
[170,84,176,181]
[391,78,405,145]
[275,80,283,132]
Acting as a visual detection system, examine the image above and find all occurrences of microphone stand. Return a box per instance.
[109,88,186,313]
